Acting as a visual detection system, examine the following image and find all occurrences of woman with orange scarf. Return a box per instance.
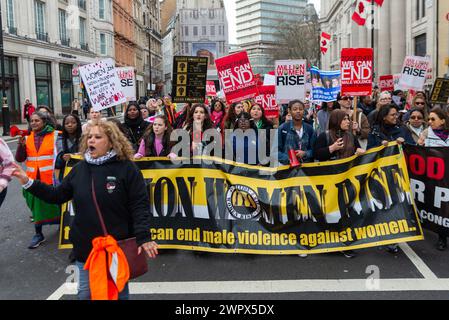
[12,121,158,300]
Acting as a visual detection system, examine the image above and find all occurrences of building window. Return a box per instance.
[211,26,215,36]
[59,9,69,46]
[6,0,15,33]
[202,26,206,36]
[0,56,20,123]
[60,64,73,115]
[100,33,106,55]
[35,0,46,41]
[414,33,427,57]
[184,26,189,36]
[79,17,87,49]
[193,26,198,36]
[34,60,53,109]
[78,0,86,10]
[99,0,105,19]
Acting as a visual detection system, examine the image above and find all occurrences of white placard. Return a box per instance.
[275,60,306,103]
[116,67,136,101]
[398,56,431,91]
[79,59,126,111]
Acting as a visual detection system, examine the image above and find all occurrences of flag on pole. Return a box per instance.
[352,0,369,26]
[352,0,384,26]
[320,32,331,54]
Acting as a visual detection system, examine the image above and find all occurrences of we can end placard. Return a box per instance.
[215,51,258,104]
[340,48,373,97]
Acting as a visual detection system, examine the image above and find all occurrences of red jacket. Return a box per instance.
[24,103,36,118]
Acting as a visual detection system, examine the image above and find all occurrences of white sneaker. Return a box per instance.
[298,254,308,258]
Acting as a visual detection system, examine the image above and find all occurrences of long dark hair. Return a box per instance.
[374,104,400,139]
[62,113,82,152]
[141,115,173,156]
[185,104,214,132]
[328,109,355,159]
[222,102,241,129]
[249,103,272,128]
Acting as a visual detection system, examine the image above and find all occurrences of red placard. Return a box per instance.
[340,48,373,96]
[379,75,394,92]
[206,81,217,97]
[254,85,279,119]
[215,51,259,104]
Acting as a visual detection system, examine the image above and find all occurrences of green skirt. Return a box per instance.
[23,190,60,225]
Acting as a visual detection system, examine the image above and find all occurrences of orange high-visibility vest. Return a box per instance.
[25,131,59,184]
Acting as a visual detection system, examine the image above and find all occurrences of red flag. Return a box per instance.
[374,0,384,6]
[352,0,369,26]
[320,32,331,54]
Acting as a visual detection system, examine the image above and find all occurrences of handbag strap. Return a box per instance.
[91,178,108,237]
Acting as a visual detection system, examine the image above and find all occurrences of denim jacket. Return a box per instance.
[278,121,316,164]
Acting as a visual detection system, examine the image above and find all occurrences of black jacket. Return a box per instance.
[27,157,152,262]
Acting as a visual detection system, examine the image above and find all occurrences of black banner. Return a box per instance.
[172,56,208,103]
[430,78,449,105]
[404,145,449,236]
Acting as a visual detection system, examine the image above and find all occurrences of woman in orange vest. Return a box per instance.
[15,111,62,249]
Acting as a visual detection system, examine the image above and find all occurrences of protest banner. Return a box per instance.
[116,67,136,101]
[430,78,449,105]
[275,60,306,104]
[404,145,449,236]
[393,73,403,91]
[216,51,258,104]
[79,58,126,111]
[60,143,423,253]
[172,56,208,103]
[398,55,431,91]
[340,48,373,96]
[254,85,279,119]
[310,68,341,102]
[379,75,394,92]
[206,81,217,97]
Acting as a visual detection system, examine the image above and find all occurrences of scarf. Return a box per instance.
[255,120,263,129]
[84,150,117,165]
[84,235,130,300]
[36,125,55,137]
[433,129,449,142]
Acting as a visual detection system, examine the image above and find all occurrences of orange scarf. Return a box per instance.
[84,236,130,300]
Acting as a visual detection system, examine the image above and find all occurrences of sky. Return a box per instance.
[223,0,321,44]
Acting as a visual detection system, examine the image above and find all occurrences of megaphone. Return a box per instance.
[10,125,30,137]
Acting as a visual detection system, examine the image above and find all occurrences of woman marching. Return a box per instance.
[134,115,177,159]
[121,102,150,151]
[55,114,82,182]
[15,111,63,249]
[12,121,158,300]
[418,107,449,251]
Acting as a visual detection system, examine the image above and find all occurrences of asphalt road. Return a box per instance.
[1,139,449,301]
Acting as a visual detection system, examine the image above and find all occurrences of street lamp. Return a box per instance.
[145,27,153,96]
[0,2,9,136]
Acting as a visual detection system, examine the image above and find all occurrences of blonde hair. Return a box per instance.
[79,121,134,161]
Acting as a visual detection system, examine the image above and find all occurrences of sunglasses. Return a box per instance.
[415,102,426,106]
[429,118,438,122]
[410,116,423,120]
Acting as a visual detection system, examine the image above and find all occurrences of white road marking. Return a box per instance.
[47,278,449,300]
[399,243,438,280]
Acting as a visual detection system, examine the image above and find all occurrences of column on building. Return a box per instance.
[390,0,406,74]
[377,2,391,76]
[51,61,62,117]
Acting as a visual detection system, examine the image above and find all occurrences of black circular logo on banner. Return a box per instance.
[226,185,261,220]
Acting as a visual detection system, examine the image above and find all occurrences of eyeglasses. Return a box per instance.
[429,118,437,122]
[380,98,392,101]
[389,113,399,117]
[410,116,423,120]
[415,102,426,106]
